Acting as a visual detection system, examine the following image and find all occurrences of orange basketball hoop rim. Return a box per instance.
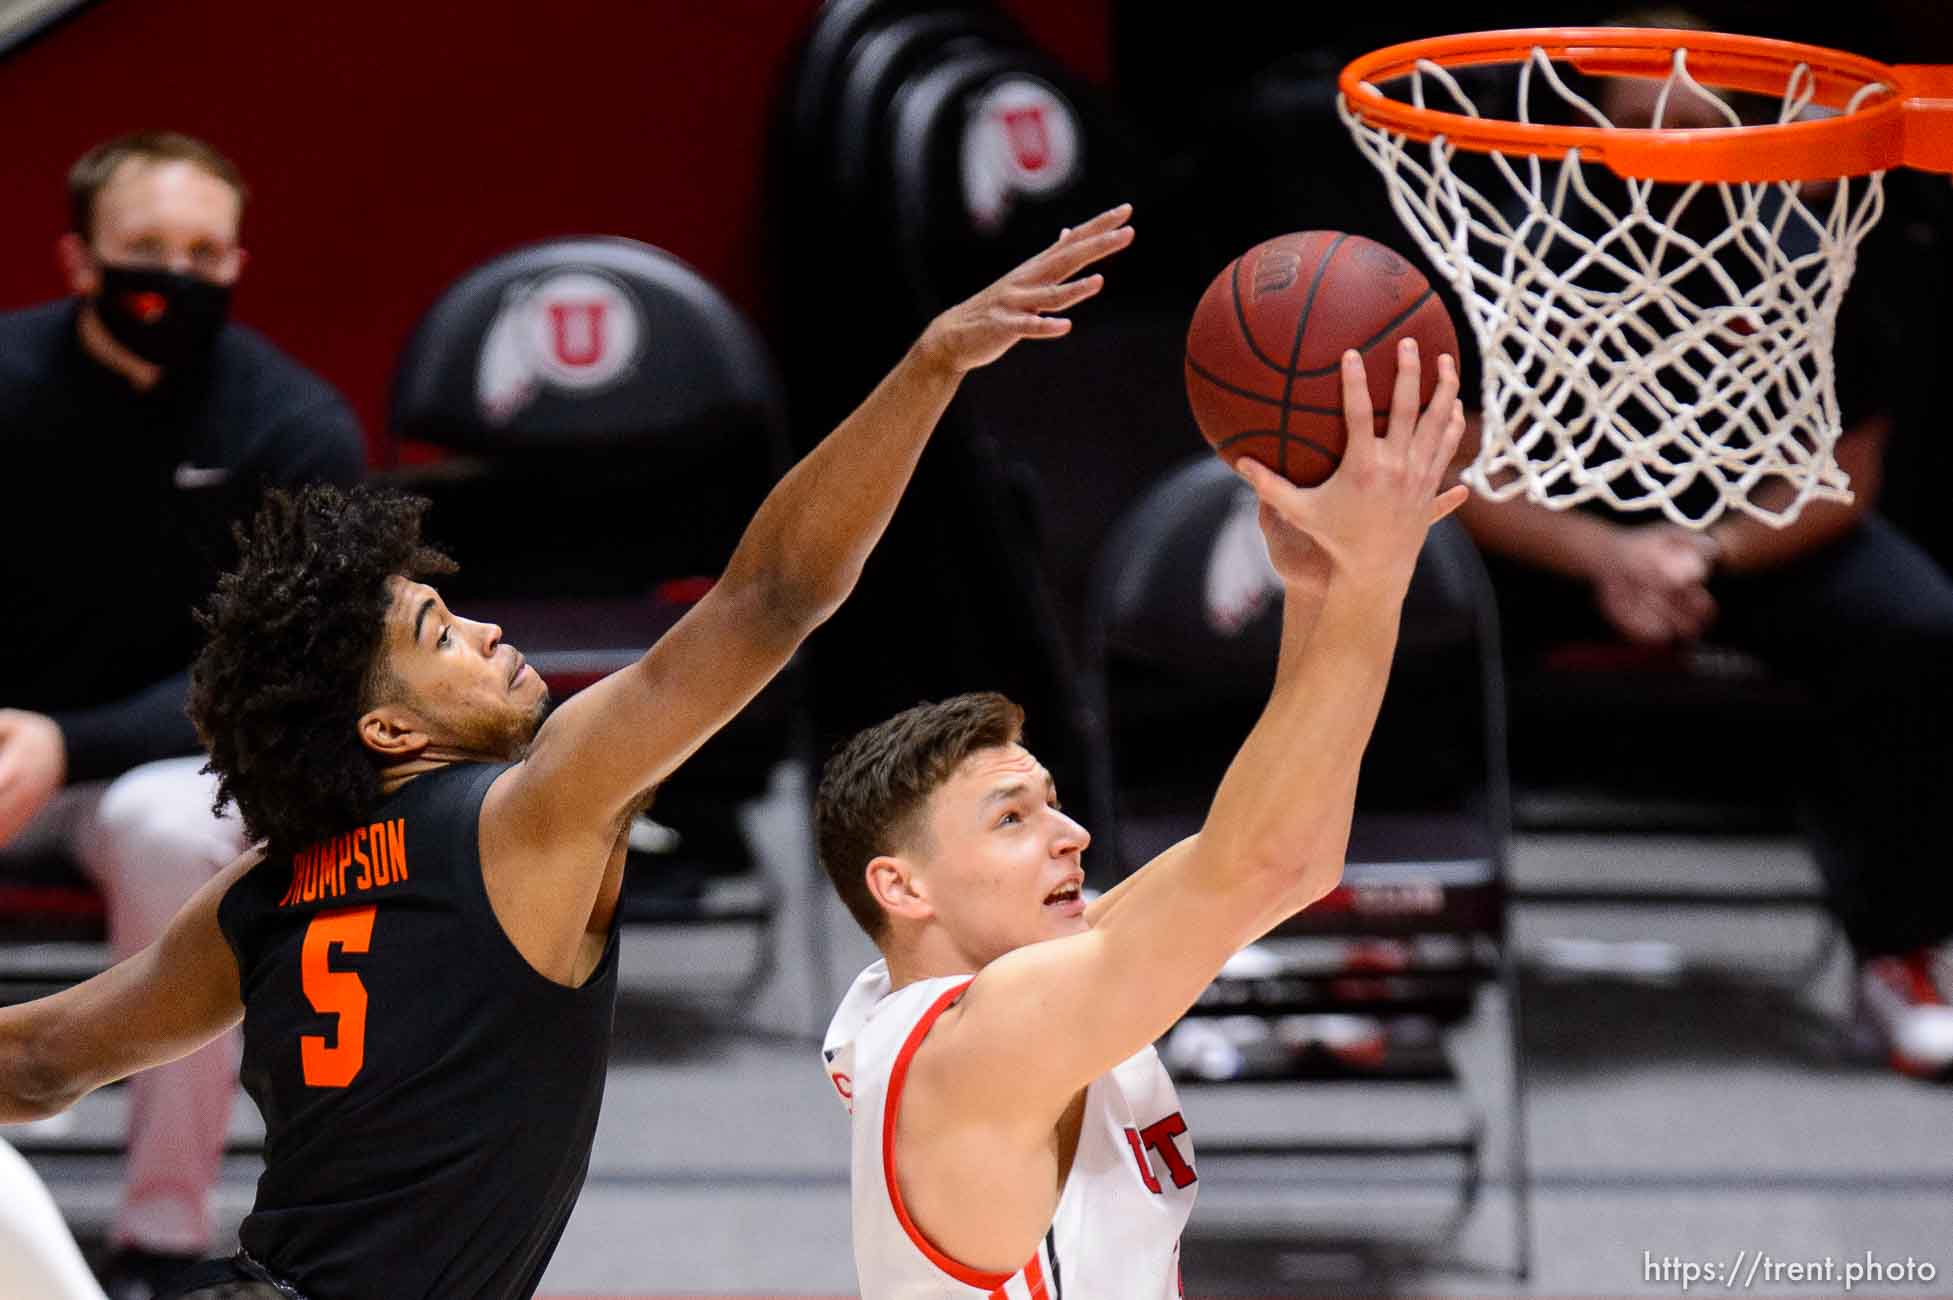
[1340,27,1953,182]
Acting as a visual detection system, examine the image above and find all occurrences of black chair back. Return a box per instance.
[885,50,1141,316]
[1081,456,1510,936]
[387,237,788,599]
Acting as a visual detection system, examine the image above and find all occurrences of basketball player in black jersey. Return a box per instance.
[0,205,1134,1300]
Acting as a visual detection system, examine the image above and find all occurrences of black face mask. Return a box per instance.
[91,263,232,369]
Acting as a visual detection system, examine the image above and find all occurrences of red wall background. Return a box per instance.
[0,0,1109,457]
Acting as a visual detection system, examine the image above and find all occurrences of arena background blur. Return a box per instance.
[3,1,1952,1296]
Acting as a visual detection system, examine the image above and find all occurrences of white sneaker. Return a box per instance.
[1858,946,1953,1079]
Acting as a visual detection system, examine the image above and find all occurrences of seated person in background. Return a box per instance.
[1455,30,1953,1079]
[815,344,1465,1297]
[0,207,1134,1300]
[0,130,365,1298]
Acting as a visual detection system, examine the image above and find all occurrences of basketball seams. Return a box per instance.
[1350,287,1439,368]
[1215,427,1340,466]
[1284,288,1437,379]
[1185,356,1283,407]
[1278,233,1350,478]
[1185,357,1338,416]
[1189,230,1457,488]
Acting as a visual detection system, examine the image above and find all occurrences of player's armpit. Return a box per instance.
[491,576,799,835]
[478,579,802,978]
[0,848,253,1122]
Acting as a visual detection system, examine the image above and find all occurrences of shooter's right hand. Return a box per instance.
[1234,338,1468,596]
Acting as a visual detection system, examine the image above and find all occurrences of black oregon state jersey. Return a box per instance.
[217,761,619,1299]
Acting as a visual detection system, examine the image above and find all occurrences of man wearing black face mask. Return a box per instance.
[0,131,363,1299]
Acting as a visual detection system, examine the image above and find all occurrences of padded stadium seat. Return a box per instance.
[1082,457,1510,984]
[779,4,1190,826]
[828,10,1018,213]
[1079,455,1529,1274]
[386,237,817,999]
[1504,640,1814,835]
[775,5,1148,813]
[785,0,970,165]
[388,236,785,671]
[775,1,1015,400]
[0,847,106,1008]
[389,236,785,511]
[882,43,1143,316]
[783,0,1158,401]
[0,850,102,944]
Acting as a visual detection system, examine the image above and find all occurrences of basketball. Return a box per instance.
[1184,231,1460,486]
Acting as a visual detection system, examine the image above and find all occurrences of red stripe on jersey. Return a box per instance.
[990,1253,1051,1300]
[883,978,1017,1292]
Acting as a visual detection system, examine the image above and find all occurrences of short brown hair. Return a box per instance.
[814,693,1025,942]
[68,130,248,240]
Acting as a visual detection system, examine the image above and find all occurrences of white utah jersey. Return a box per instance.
[823,960,1197,1300]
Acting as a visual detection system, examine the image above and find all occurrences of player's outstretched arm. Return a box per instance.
[933,341,1468,1125]
[480,209,1135,955]
[0,849,254,1123]
[1083,526,1336,932]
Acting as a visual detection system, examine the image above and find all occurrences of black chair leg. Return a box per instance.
[1501,936,1535,1281]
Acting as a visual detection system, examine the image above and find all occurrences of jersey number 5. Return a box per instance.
[300,905,376,1088]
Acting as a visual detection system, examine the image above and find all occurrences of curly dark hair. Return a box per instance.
[814,692,1025,942]
[189,484,456,851]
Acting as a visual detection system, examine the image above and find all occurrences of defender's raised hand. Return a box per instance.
[916,204,1134,375]
[1237,339,1468,593]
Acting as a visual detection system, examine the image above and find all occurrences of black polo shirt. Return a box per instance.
[0,299,364,781]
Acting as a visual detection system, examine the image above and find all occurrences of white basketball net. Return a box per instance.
[1341,48,1892,527]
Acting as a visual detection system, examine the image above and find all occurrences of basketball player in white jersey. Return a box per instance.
[815,337,1468,1298]
[0,1137,108,1299]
